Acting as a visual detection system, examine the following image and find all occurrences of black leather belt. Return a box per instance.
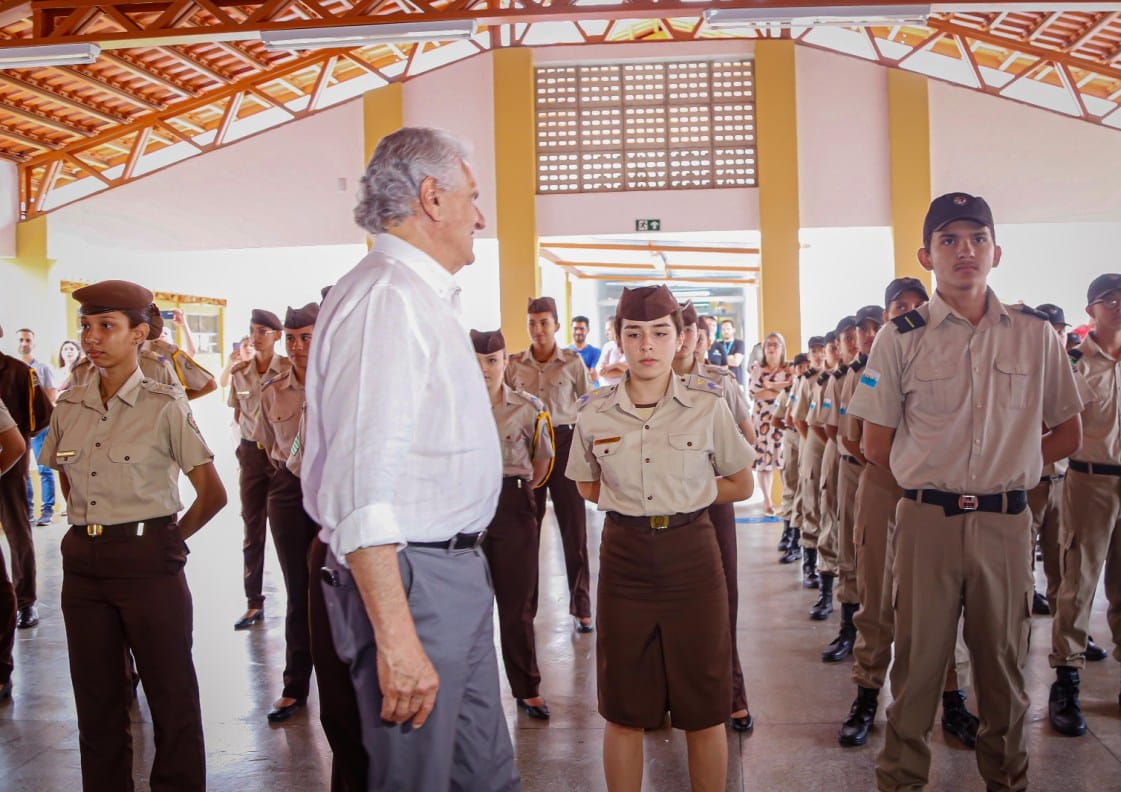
[902,489,1027,517]
[72,515,175,538]
[554,424,574,432]
[1070,460,1121,477]
[503,476,526,489]
[1040,474,1066,484]
[607,509,704,533]
[409,531,487,550]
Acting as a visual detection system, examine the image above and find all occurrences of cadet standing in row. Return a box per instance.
[472,328,555,720]
[848,193,1083,792]
[783,336,826,568]
[774,353,808,555]
[0,396,26,699]
[40,279,227,791]
[506,296,594,632]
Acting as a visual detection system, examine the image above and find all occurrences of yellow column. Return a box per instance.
[887,69,932,289]
[4,215,57,335]
[362,83,403,165]
[754,40,802,354]
[492,48,540,346]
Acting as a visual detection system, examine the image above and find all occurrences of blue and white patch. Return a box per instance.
[859,368,881,389]
[822,400,832,410]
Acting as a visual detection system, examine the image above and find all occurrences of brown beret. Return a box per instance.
[251,308,282,331]
[284,302,319,329]
[527,296,558,320]
[469,329,506,354]
[617,285,679,323]
[679,300,699,327]
[146,304,163,340]
[73,280,154,311]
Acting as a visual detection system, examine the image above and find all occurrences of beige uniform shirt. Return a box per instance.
[68,349,179,393]
[678,358,751,425]
[807,370,834,428]
[1070,333,1121,464]
[287,407,306,478]
[39,367,214,525]
[566,373,755,515]
[822,365,850,428]
[0,398,14,433]
[493,384,555,480]
[228,355,290,440]
[255,368,306,465]
[791,371,818,423]
[847,289,1083,493]
[840,356,868,445]
[505,345,591,426]
[143,339,215,393]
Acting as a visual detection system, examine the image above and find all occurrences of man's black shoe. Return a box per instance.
[838,686,879,747]
[1086,636,1108,662]
[233,609,264,631]
[267,698,306,723]
[1048,667,1087,737]
[941,690,979,748]
[1032,590,1051,616]
[516,698,551,720]
[16,606,38,629]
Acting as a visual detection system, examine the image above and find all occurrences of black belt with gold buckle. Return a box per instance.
[606,509,705,533]
[902,489,1027,518]
[72,515,175,539]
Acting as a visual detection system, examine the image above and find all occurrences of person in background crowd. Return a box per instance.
[596,316,627,386]
[703,315,727,369]
[143,308,217,401]
[220,336,253,390]
[17,329,57,528]
[720,319,746,384]
[55,340,83,392]
[774,353,808,556]
[569,315,601,376]
[748,332,792,516]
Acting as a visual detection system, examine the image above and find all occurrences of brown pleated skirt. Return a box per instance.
[596,511,731,731]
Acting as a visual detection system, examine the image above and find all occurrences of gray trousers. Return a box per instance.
[322,545,520,792]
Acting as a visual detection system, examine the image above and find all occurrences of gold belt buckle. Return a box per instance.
[650,515,669,531]
[958,494,979,511]
[87,524,104,537]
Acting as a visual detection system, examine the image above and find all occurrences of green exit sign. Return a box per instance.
[635,219,662,232]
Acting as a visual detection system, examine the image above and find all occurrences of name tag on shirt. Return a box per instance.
[594,436,621,446]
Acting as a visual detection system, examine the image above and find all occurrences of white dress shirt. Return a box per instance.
[302,234,502,566]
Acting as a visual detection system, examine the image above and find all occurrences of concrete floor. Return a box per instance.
[2,395,1119,790]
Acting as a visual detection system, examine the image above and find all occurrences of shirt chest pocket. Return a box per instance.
[592,438,624,487]
[669,433,712,479]
[108,444,152,489]
[994,359,1034,410]
[502,429,528,466]
[913,363,959,414]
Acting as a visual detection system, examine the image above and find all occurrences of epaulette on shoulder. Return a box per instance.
[817,372,831,386]
[561,348,582,362]
[576,385,615,409]
[1069,348,1084,367]
[802,368,817,380]
[891,310,926,334]
[512,389,546,412]
[832,364,849,379]
[851,356,867,374]
[58,383,84,403]
[1016,304,1050,321]
[684,374,724,396]
[261,371,285,390]
[140,379,181,399]
[230,359,253,375]
[141,347,169,364]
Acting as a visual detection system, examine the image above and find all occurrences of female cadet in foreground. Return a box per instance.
[40,279,227,792]
[567,284,754,792]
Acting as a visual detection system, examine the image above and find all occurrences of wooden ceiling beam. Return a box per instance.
[100,52,196,97]
[61,66,166,110]
[157,46,234,85]
[1067,11,1120,53]
[0,126,57,150]
[0,100,93,136]
[0,73,128,125]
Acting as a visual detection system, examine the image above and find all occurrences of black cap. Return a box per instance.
[1035,303,1069,326]
[834,316,857,335]
[807,335,826,349]
[923,192,994,248]
[823,331,838,345]
[791,353,809,367]
[884,277,929,307]
[251,309,282,331]
[1087,274,1121,305]
[856,305,884,327]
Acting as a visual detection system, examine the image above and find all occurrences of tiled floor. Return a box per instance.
[2,395,1118,790]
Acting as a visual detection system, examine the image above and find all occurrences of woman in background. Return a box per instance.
[748,332,792,516]
[54,340,83,391]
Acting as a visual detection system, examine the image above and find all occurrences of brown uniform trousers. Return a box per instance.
[533,425,591,619]
[878,500,1032,792]
[237,438,274,610]
[482,477,543,699]
[268,467,318,700]
[817,437,840,573]
[835,453,863,603]
[798,432,825,549]
[780,429,800,524]
[1050,468,1121,668]
[0,450,34,610]
[61,518,205,791]
[1028,475,1064,613]
[709,501,748,714]
[307,538,368,792]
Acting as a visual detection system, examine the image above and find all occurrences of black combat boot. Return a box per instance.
[941,689,980,748]
[778,521,793,552]
[838,686,879,747]
[780,528,802,564]
[801,546,818,587]
[810,572,834,620]
[1049,666,1087,736]
[822,602,858,661]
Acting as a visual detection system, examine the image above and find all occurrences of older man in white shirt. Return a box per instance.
[302,127,518,792]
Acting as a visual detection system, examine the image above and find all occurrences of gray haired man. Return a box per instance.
[302,127,519,791]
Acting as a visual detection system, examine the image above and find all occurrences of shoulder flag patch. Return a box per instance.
[891,310,926,334]
[859,368,881,389]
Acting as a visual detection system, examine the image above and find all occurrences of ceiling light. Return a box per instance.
[703,5,930,29]
[0,43,100,69]
[261,19,478,52]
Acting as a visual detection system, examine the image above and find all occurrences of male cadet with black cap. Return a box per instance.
[837,280,979,749]
[228,308,289,631]
[785,335,827,570]
[1048,273,1121,738]
[775,352,810,556]
[506,296,594,632]
[847,193,1083,792]
[255,303,319,724]
[472,328,555,721]
[0,326,52,631]
[811,317,857,622]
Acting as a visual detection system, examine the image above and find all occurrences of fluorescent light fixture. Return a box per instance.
[704,5,930,29]
[0,43,100,69]
[261,19,478,52]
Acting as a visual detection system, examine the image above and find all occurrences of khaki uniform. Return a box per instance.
[1028,459,1065,611]
[484,385,555,699]
[0,398,17,687]
[775,386,800,521]
[810,368,840,565]
[506,345,592,618]
[793,371,826,548]
[833,361,865,604]
[40,367,212,791]
[848,290,1082,792]
[567,374,754,730]
[143,339,215,394]
[1051,334,1121,668]
[228,354,290,610]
